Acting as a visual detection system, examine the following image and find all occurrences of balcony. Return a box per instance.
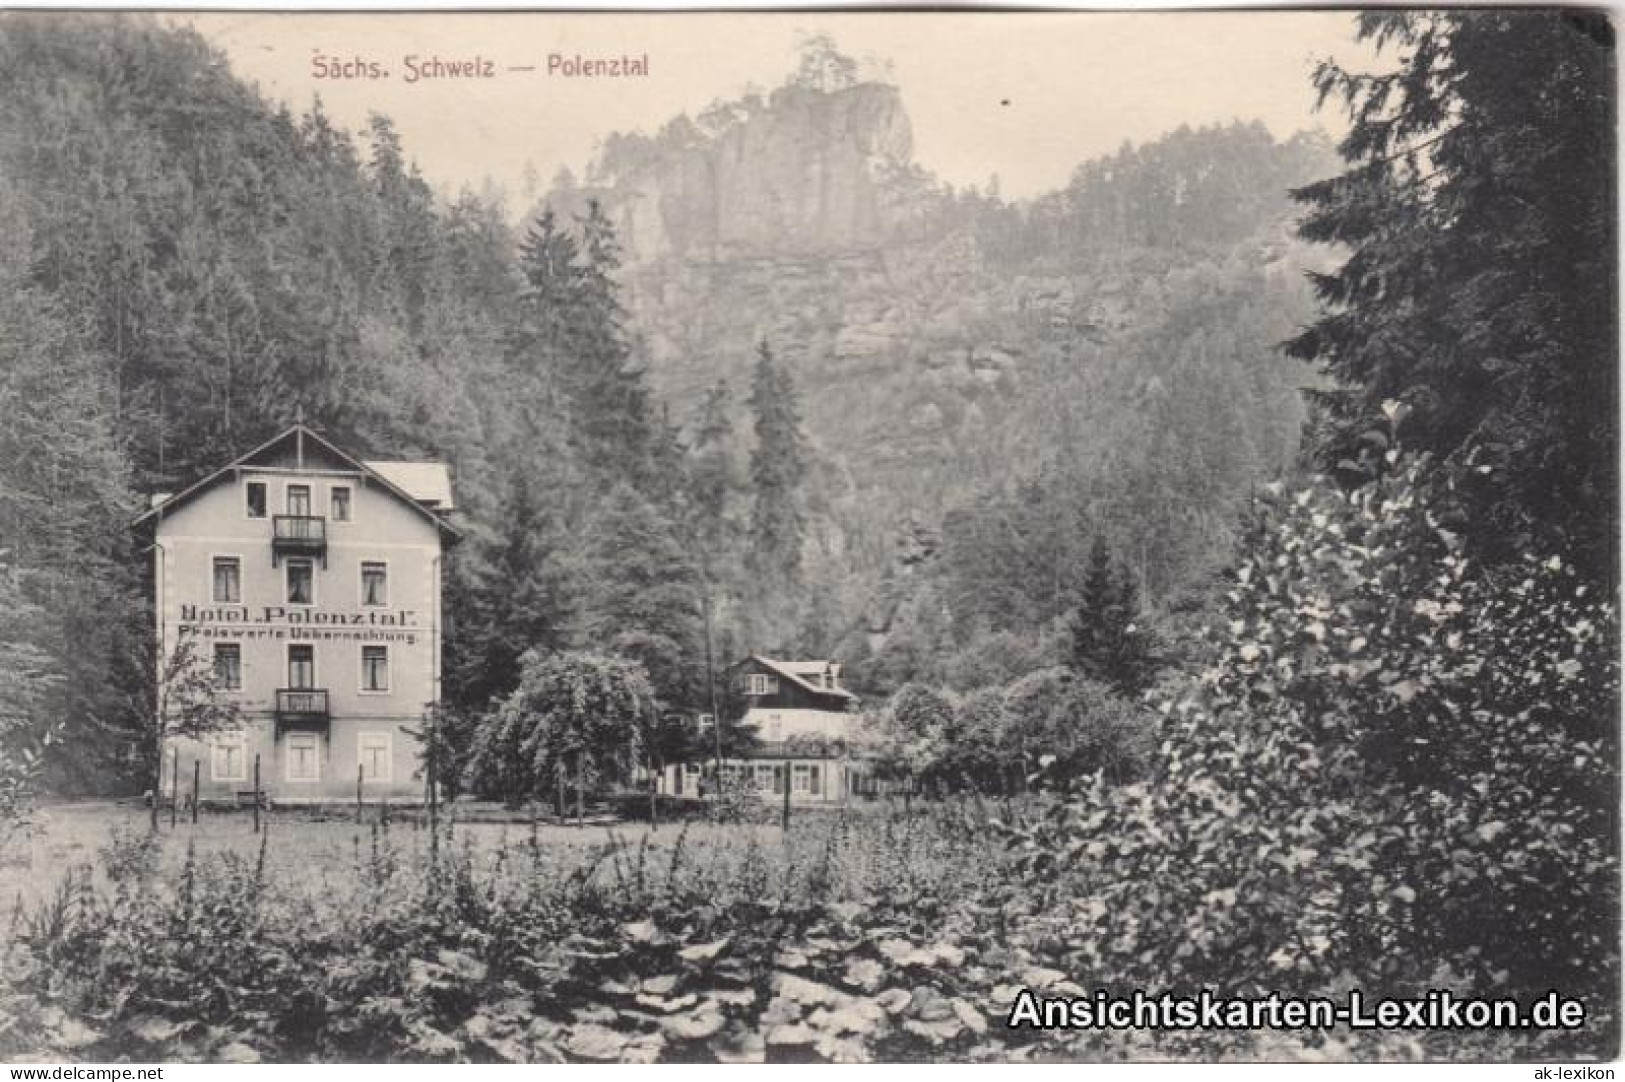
[274,688,329,733]
[272,514,326,566]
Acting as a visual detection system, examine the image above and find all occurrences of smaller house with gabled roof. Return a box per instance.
[666,656,864,803]
[132,423,459,804]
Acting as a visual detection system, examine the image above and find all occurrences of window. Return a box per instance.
[361,645,389,693]
[793,763,819,794]
[684,762,702,776]
[212,557,241,604]
[286,484,312,516]
[213,643,242,691]
[361,561,388,606]
[358,732,392,783]
[286,559,314,605]
[746,673,777,696]
[211,734,247,782]
[330,485,352,522]
[754,764,776,792]
[246,481,267,519]
[285,732,320,782]
[288,644,315,689]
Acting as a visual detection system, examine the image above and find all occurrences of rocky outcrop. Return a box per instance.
[596,82,914,264]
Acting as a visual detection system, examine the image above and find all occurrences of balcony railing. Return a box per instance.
[274,688,329,733]
[271,514,327,566]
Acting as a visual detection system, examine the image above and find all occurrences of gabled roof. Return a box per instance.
[740,656,857,701]
[131,424,461,542]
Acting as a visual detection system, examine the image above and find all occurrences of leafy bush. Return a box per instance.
[0,811,1029,1063]
[998,454,1618,1054]
[1000,669,1154,786]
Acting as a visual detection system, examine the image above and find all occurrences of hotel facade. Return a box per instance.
[134,424,459,803]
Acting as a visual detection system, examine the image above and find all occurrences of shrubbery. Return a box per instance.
[997,454,1618,1055]
[1,454,1613,1062]
[0,811,1037,1063]
[870,671,1155,795]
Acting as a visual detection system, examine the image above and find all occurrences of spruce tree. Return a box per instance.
[1289,11,1615,578]
[449,470,574,711]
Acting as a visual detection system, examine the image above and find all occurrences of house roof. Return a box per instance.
[746,656,858,701]
[364,460,454,510]
[131,424,461,542]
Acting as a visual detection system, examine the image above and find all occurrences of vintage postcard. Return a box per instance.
[0,8,1616,1070]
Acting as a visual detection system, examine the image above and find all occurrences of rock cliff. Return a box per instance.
[540,79,1335,592]
[597,82,915,264]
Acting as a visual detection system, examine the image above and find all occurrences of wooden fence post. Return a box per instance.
[253,753,261,834]
[169,748,179,828]
[191,759,200,824]
[781,763,791,831]
[574,753,585,828]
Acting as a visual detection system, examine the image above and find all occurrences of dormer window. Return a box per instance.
[746,673,777,696]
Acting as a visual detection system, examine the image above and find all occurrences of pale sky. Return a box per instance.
[180,11,1369,204]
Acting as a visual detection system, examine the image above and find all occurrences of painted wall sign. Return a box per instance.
[178,604,419,626]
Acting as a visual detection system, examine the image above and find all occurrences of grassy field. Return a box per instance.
[3,799,791,911]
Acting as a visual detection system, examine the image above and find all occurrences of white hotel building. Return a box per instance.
[133,424,459,803]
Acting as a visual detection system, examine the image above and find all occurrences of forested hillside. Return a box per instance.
[0,13,1348,796]
[544,48,1340,691]
[0,10,1617,1063]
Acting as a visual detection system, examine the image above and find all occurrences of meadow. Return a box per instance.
[5,800,782,911]
[3,793,1606,1063]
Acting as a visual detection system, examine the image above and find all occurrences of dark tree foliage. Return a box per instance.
[1289,11,1617,579]
[686,379,740,556]
[513,200,656,488]
[746,340,808,578]
[573,482,706,713]
[445,471,575,712]
[1068,536,1160,697]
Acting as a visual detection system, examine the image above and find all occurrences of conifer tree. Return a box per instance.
[1289,11,1615,577]
[1068,536,1159,696]
[573,482,705,712]
[687,379,740,555]
[448,470,574,711]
